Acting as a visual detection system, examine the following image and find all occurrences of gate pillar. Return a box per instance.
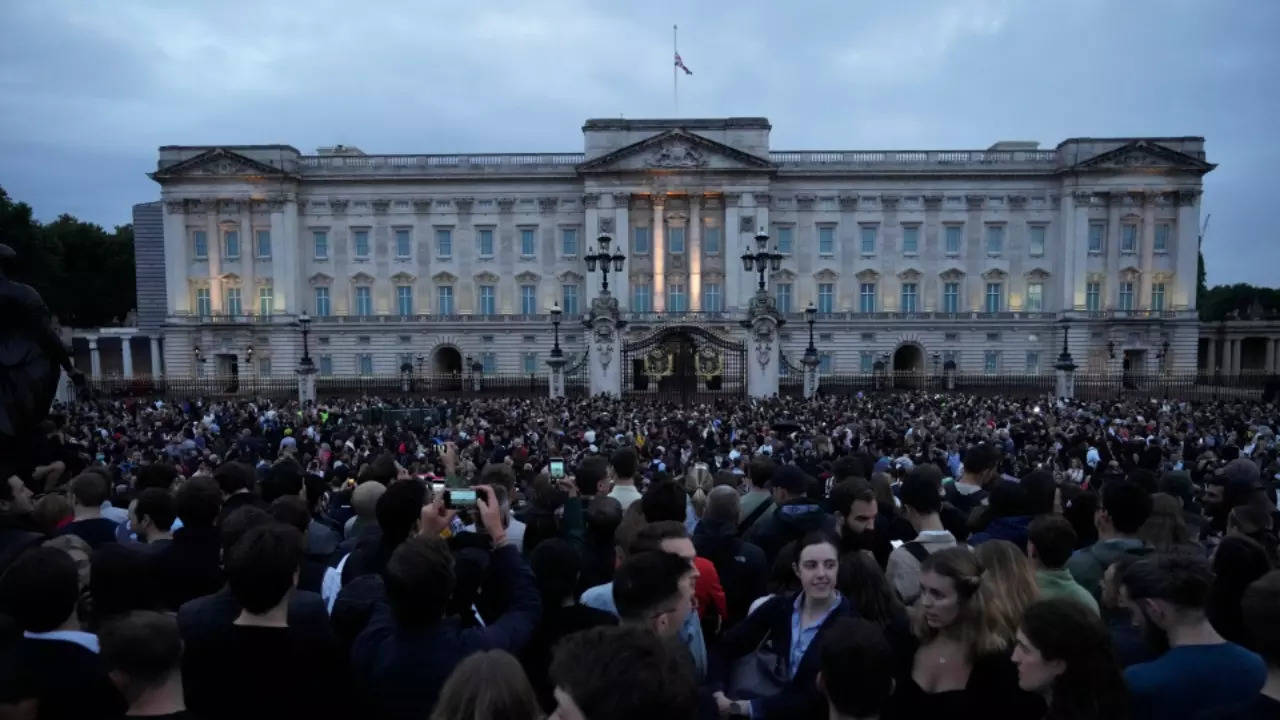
[742,290,785,399]
[586,291,623,398]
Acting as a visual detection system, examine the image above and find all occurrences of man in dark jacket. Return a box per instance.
[350,485,541,720]
[748,465,835,564]
[153,476,224,610]
[693,486,767,626]
[828,478,892,568]
[0,473,41,575]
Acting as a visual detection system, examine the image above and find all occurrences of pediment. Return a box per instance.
[150,148,299,181]
[1025,267,1052,281]
[939,267,966,280]
[515,271,541,284]
[308,273,333,286]
[854,269,880,282]
[897,268,923,281]
[390,271,416,284]
[1072,140,1214,174]
[432,271,457,284]
[770,269,797,282]
[578,130,773,173]
[813,268,840,282]
[981,268,1008,281]
[349,272,375,285]
[474,271,501,284]
[558,270,584,283]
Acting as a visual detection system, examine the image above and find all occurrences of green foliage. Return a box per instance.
[1199,283,1280,322]
[0,186,135,327]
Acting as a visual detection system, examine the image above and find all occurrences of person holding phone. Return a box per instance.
[351,484,542,719]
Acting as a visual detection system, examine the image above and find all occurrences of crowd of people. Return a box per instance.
[0,388,1278,719]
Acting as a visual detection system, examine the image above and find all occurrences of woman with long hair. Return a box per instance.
[972,539,1040,646]
[886,547,1043,719]
[1138,493,1192,553]
[1012,598,1129,720]
[838,550,912,663]
[431,649,543,720]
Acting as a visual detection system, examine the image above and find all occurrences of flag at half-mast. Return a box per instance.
[674,52,693,75]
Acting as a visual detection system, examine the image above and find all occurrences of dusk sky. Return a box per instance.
[1,0,1275,285]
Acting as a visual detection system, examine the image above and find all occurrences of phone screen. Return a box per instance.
[550,459,565,479]
[445,489,478,509]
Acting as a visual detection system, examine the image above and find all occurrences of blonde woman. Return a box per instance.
[972,539,1040,646]
[886,547,1044,719]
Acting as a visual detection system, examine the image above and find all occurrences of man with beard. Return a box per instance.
[1121,552,1266,720]
[828,478,890,568]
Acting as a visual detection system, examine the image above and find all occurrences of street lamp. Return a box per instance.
[549,301,563,358]
[585,235,626,294]
[740,231,784,293]
[804,301,817,357]
[297,311,314,370]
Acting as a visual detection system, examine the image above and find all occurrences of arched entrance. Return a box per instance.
[622,324,745,402]
[892,343,925,389]
[432,346,462,374]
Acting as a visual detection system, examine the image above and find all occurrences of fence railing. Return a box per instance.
[83,373,551,401]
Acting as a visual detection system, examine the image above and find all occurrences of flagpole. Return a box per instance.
[673,24,678,115]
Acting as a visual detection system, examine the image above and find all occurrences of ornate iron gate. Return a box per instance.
[622,325,745,403]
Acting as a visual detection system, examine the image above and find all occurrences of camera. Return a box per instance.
[443,487,489,509]
[549,457,566,479]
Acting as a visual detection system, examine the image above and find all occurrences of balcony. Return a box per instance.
[768,149,1059,172]
[298,153,585,177]
[167,311,586,326]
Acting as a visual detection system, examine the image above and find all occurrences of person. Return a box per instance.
[1027,514,1098,614]
[693,485,768,626]
[818,617,895,720]
[748,465,836,564]
[886,465,957,605]
[98,610,190,719]
[573,454,611,499]
[1011,598,1129,720]
[972,539,1040,642]
[431,650,542,720]
[1138,492,1193,553]
[1232,570,1280,718]
[1100,555,1157,668]
[739,456,776,537]
[884,546,1043,720]
[0,472,40,574]
[1121,552,1267,720]
[128,488,176,552]
[1208,535,1272,650]
[607,447,642,511]
[946,444,1001,522]
[967,481,1035,550]
[829,478,891,568]
[0,546,125,717]
[578,495,622,592]
[580,520,712,679]
[182,522,347,718]
[547,625,698,720]
[349,485,541,719]
[836,549,911,659]
[59,471,119,549]
[153,476,224,610]
[613,550,697,638]
[342,480,385,546]
[213,460,264,524]
[1067,479,1152,600]
[178,505,332,650]
[522,538,617,711]
[712,530,853,719]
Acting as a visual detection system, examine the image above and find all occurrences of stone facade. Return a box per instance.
[148,118,1213,379]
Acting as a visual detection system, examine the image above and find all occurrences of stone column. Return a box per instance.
[1055,324,1077,399]
[163,200,190,313]
[744,293,783,398]
[1140,193,1156,307]
[724,192,742,312]
[150,336,162,377]
[1175,191,1200,311]
[802,350,820,399]
[689,195,702,310]
[586,294,623,397]
[652,197,666,312]
[207,208,224,313]
[611,194,630,310]
[1207,339,1218,377]
[584,193,602,302]
[1266,339,1275,376]
[88,337,101,380]
[1068,192,1092,310]
[120,338,133,379]
[546,355,567,399]
[297,365,317,405]
[1273,339,1280,373]
[1232,338,1242,375]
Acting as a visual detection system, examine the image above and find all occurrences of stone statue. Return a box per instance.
[0,243,83,477]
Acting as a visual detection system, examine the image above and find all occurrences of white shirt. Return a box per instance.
[608,483,643,511]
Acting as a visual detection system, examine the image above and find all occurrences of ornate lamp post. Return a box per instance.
[585,235,626,294]
[1055,316,1077,400]
[295,311,317,404]
[467,353,483,392]
[801,301,820,398]
[546,301,566,398]
[297,311,314,370]
[740,231,784,294]
[549,301,563,358]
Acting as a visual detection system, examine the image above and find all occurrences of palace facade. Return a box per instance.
[139,117,1213,380]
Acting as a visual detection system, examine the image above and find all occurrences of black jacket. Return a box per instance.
[711,592,854,720]
[748,500,837,565]
[153,525,224,611]
[177,586,332,647]
[693,519,768,627]
[0,637,125,719]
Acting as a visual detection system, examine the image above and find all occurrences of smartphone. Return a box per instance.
[549,457,565,479]
[443,489,477,509]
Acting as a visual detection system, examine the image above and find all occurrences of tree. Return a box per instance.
[1200,283,1280,322]
[0,186,136,328]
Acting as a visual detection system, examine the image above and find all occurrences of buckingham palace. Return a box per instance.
[136,117,1212,385]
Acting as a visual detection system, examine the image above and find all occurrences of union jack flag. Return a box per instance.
[674,52,692,75]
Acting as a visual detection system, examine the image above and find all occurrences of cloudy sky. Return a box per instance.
[1,0,1275,285]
